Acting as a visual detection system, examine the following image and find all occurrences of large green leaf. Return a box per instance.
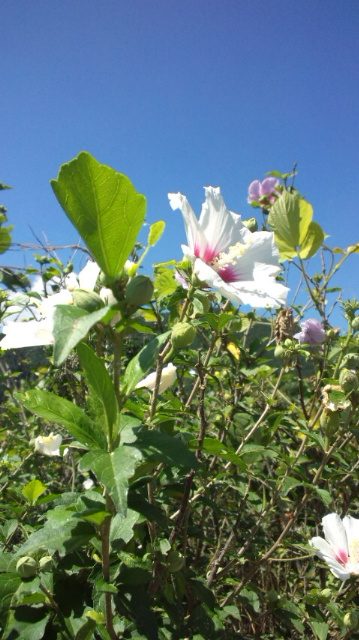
[77,342,119,444]
[79,445,142,515]
[53,304,110,366]
[51,151,146,278]
[298,220,325,259]
[122,331,171,394]
[268,192,324,260]
[15,517,94,557]
[134,428,199,470]
[20,389,107,450]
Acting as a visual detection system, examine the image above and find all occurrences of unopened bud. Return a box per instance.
[320,409,341,435]
[38,556,53,572]
[342,353,359,369]
[171,323,196,349]
[351,317,359,332]
[16,557,37,578]
[72,289,104,312]
[343,611,359,630]
[339,368,359,394]
[274,345,286,359]
[320,588,332,600]
[167,550,185,573]
[125,275,154,307]
[242,217,258,232]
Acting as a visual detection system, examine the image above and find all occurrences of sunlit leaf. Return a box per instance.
[22,479,46,504]
[122,331,171,394]
[51,151,146,278]
[53,304,110,365]
[148,220,165,246]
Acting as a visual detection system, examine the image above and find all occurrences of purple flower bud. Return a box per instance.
[293,318,326,345]
[247,177,280,205]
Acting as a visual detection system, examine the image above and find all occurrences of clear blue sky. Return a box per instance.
[1,1,359,320]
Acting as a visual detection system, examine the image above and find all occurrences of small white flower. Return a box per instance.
[169,186,289,308]
[310,513,359,580]
[135,363,177,393]
[82,478,94,490]
[34,433,63,457]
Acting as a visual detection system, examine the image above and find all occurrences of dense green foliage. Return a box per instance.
[1,154,359,639]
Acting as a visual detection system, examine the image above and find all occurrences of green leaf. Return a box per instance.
[53,304,110,365]
[135,429,199,470]
[20,389,107,450]
[51,151,146,278]
[16,517,94,556]
[189,437,246,469]
[122,330,171,394]
[308,620,329,640]
[79,445,142,515]
[4,607,49,640]
[298,220,325,259]
[22,479,47,504]
[77,342,119,444]
[154,268,177,300]
[110,510,139,547]
[0,226,12,254]
[148,220,165,246]
[312,486,332,507]
[0,573,21,625]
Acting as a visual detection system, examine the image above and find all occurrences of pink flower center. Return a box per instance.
[334,548,349,564]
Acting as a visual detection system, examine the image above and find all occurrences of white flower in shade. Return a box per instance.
[310,513,359,580]
[82,478,94,490]
[34,433,63,457]
[135,363,177,393]
[169,187,289,308]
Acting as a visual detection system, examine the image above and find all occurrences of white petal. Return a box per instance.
[169,192,205,255]
[309,536,337,561]
[78,261,101,290]
[193,259,288,308]
[343,515,359,542]
[198,187,246,256]
[322,514,349,557]
[0,320,53,349]
[135,363,177,393]
[325,558,351,580]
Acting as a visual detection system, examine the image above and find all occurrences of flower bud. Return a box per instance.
[38,556,53,572]
[167,550,185,573]
[99,271,113,287]
[343,611,359,630]
[274,345,286,359]
[352,316,359,332]
[320,409,341,435]
[320,588,332,600]
[16,557,37,578]
[171,323,196,349]
[72,289,104,313]
[342,353,359,369]
[125,275,154,307]
[242,217,258,232]
[339,368,359,394]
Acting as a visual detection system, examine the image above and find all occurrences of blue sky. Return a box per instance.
[1,0,359,323]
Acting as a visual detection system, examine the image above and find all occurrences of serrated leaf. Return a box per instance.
[299,221,325,259]
[22,479,47,504]
[53,304,110,365]
[20,389,107,450]
[110,510,139,547]
[51,151,146,278]
[148,220,165,246]
[122,330,171,394]
[77,342,119,444]
[79,445,142,515]
[268,192,315,259]
[312,486,333,507]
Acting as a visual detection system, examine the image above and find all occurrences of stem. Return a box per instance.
[102,494,118,640]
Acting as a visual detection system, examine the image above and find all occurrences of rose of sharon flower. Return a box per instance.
[247,178,280,205]
[169,186,289,308]
[34,433,63,457]
[294,318,326,345]
[310,513,359,580]
[135,363,177,393]
[0,261,101,350]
